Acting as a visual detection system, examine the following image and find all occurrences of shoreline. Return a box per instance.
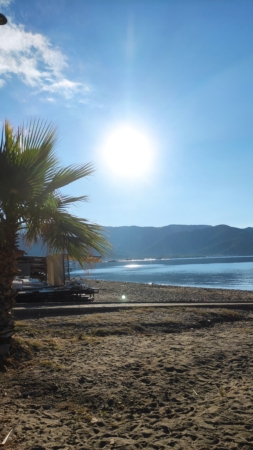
[103,255,253,263]
[89,279,253,303]
[71,255,253,291]
[92,278,253,291]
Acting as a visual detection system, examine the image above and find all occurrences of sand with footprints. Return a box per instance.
[1,281,253,449]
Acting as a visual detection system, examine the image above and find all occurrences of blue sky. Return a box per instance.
[1,0,253,228]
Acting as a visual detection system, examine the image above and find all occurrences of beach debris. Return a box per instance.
[192,388,198,396]
[1,428,13,445]
[90,417,105,427]
[90,417,98,424]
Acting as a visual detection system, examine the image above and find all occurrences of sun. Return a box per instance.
[101,124,154,179]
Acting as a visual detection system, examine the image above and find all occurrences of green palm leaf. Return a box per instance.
[43,163,94,194]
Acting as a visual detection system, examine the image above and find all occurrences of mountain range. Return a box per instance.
[20,224,253,259]
[104,224,253,259]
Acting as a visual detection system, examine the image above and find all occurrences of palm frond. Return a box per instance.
[0,118,110,263]
[25,211,111,265]
[43,163,94,193]
[54,194,89,207]
[0,119,58,203]
[21,119,58,153]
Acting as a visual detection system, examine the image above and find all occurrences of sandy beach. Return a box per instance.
[1,281,253,449]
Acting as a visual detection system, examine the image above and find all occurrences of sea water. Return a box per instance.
[71,257,253,291]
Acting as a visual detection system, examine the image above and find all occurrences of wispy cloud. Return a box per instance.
[0,21,90,100]
[41,78,90,98]
[42,97,56,103]
[0,0,13,6]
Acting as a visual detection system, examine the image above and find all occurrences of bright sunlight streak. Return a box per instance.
[101,124,154,179]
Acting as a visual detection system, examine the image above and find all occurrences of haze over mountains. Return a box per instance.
[21,224,253,259]
[104,224,253,259]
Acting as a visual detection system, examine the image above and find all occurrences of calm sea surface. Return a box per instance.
[72,256,253,291]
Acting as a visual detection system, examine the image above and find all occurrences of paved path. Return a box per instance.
[13,301,253,319]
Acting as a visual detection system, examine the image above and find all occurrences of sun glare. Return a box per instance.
[101,125,154,179]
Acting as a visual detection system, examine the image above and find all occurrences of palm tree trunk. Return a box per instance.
[0,224,19,354]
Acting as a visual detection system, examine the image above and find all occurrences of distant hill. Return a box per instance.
[19,224,253,259]
[105,224,253,259]
[104,224,209,258]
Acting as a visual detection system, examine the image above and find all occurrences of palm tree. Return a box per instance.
[0,119,109,354]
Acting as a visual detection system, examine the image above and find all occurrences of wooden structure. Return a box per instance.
[17,254,102,285]
[17,256,47,281]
